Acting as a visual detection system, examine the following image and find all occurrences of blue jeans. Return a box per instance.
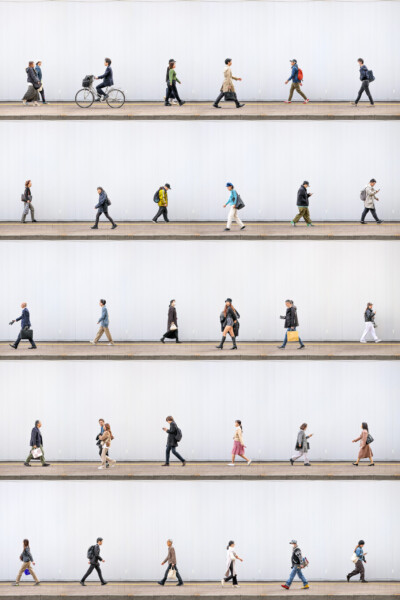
[282,328,303,348]
[286,566,308,587]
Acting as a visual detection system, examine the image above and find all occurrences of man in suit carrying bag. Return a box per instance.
[9,302,37,349]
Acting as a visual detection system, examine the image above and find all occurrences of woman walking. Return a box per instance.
[98,423,116,470]
[360,303,381,343]
[229,420,251,466]
[91,187,117,230]
[352,422,374,466]
[213,59,245,109]
[278,299,305,350]
[216,298,240,350]
[160,300,181,344]
[21,180,36,223]
[290,423,313,467]
[221,541,243,587]
[164,60,185,106]
[22,61,41,106]
[14,539,40,586]
[347,540,368,583]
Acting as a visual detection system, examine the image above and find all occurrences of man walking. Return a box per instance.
[25,420,50,467]
[91,299,114,345]
[281,540,309,590]
[9,302,37,350]
[224,183,245,231]
[291,181,314,227]
[352,59,374,106]
[361,179,382,224]
[162,416,186,467]
[153,184,171,223]
[284,60,309,104]
[80,538,107,586]
[158,539,184,586]
[95,58,113,101]
[35,61,47,104]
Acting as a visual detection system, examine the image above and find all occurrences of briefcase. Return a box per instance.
[21,328,33,340]
[287,330,299,342]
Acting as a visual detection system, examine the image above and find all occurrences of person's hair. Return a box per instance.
[36,61,41,65]
[358,58,364,64]
[100,299,106,305]
[361,422,368,431]
[105,58,111,65]
[370,179,376,183]
[169,299,175,306]
[25,180,31,187]
[223,303,237,318]
[235,419,242,431]
[104,423,114,440]
[97,186,104,192]
[285,299,293,304]
[99,418,104,422]
[166,416,174,422]
[35,420,40,427]
[227,540,234,549]
[225,58,232,65]
[167,539,173,544]
[366,302,373,309]
[355,540,365,551]
[28,61,34,67]
[169,60,175,67]
[97,537,103,543]
[23,539,29,547]
[300,423,307,430]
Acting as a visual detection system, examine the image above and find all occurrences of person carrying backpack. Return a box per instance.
[352,59,374,106]
[223,183,245,231]
[284,60,309,104]
[162,416,186,467]
[80,538,107,586]
[360,179,382,224]
[281,540,309,590]
[91,187,117,230]
[152,183,171,223]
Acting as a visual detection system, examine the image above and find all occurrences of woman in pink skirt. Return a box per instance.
[228,420,251,466]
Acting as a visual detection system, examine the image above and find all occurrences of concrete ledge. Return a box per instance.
[0,342,399,361]
[0,581,398,599]
[1,462,398,481]
[0,222,399,241]
[0,101,399,121]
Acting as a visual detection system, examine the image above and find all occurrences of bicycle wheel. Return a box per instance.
[75,88,94,108]
[106,89,125,108]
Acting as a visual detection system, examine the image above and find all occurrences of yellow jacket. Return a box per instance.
[158,188,168,207]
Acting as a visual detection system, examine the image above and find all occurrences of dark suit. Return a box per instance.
[26,426,45,465]
[81,544,106,584]
[96,66,113,97]
[14,308,36,348]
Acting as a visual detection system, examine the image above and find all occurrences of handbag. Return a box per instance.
[32,447,43,458]
[170,323,177,331]
[235,194,245,210]
[224,91,236,101]
[351,552,358,563]
[21,328,33,340]
[167,567,177,580]
[287,330,299,342]
[366,433,374,445]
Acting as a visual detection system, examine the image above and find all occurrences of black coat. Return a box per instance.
[220,307,240,336]
[365,308,375,322]
[283,306,299,328]
[98,66,113,86]
[166,421,179,447]
[297,185,311,207]
[30,426,42,447]
[90,544,103,565]
[167,306,177,329]
[26,67,40,86]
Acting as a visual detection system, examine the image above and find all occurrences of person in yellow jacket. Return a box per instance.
[152,184,171,223]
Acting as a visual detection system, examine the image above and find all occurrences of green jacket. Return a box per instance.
[158,188,168,207]
[169,69,181,85]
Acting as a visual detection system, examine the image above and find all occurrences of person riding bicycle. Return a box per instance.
[95,58,113,101]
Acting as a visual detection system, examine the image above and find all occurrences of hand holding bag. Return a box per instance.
[32,447,43,458]
[21,327,33,340]
[287,330,299,342]
[170,323,177,331]
[167,567,177,580]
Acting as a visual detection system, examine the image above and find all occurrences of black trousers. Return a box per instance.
[355,80,374,105]
[224,562,238,585]
[81,563,105,584]
[94,209,115,226]
[348,560,365,581]
[96,82,108,97]
[166,83,182,104]
[361,207,380,222]
[162,329,179,341]
[39,88,46,102]
[14,330,36,349]
[161,564,183,584]
[166,444,185,464]
[214,91,241,108]
[153,206,169,222]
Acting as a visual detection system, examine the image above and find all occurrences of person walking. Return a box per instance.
[216,298,240,350]
[360,179,382,224]
[291,181,314,227]
[160,299,182,344]
[22,61,40,106]
[223,183,245,231]
[91,299,114,345]
[281,540,309,590]
[352,59,374,106]
[91,187,117,230]
[162,416,186,467]
[165,60,185,106]
[228,420,252,466]
[21,180,37,223]
[98,423,116,470]
[347,540,368,582]
[152,184,171,223]
[96,418,109,467]
[80,538,107,585]
[352,422,374,466]
[360,303,381,343]
[158,539,184,586]
[221,541,243,587]
[35,61,47,104]
[278,300,305,350]
[284,60,309,104]
[24,420,50,467]
[9,302,37,350]
[290,423,313,467]
[94,58,113,101]
[165,60,178,104]
[213,59,245,109]
[14,540,40,586]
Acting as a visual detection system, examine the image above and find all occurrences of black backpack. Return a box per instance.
[87,545,95,560]
[82,75,92,88]
[367,70,375,82]
[236,194,245,210]
[175,427,183,442]
[153,188,161,203]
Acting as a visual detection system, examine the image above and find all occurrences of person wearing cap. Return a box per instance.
[347,540,368,582]
[153,184,171,223]
[216,298,240,350]
[284,60,309,104]
[281,540,309,590]
[158,539,184,586]
[291,181,314,227]
[213,58,245,109]
[165,60,185,106]
[361,179,382,224]
[80,537,107,586]
[223,183,245,231]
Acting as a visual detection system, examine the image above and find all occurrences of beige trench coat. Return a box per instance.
[221,66,240,93]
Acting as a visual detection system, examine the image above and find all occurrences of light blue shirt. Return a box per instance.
[356,547,364,560]
[226,189,238,206]
[98,306,109,327]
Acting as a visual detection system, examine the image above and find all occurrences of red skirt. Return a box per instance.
[232,441,245,455]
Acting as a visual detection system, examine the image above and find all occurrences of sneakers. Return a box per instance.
[290,221,296,226]
[284,101,292,104]
[290,458,294,466]
[281,584,290,589]
[24,462,31,467]
[298,344,305,350]
[302,584,310,589]
[247,459,252,466]
[90,340,97,345]
[228,463,235,466]
[221,579,225,587]
[307,223,315,227]
[213,104,221,109]
[375,339,382,343]
[111,223,118,229]
[98,466,105,470]
[303,99,309,104]
[107,342,115,346]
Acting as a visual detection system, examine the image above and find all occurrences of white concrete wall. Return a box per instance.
[0,480,398,580]
[1,361,398,461]
[1,1,400,100]
[1,240,398,341]
[0,120,399,222]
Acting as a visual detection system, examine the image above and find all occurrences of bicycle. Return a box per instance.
[75,75,125,108]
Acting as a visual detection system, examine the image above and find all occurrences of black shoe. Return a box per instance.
[176,340,182,344]
[42,463,51,467]
[111,224,118,229]
[24,462,31,467]
[360,221,367,224]
[177,583,184,586]
[101,582,108,585]
[236,103,245,108]
[278,345,286,349]
[91,226,98,229]
[160,337,165,344]
[298,344,305,350]
[164,102,171,106]
[240,226,246,230]
[304,463,311,466]
[182,461,186,466]
[361,580,368,583]
[369,463,375,467]
[229,346,237,350]
[290,459,294,466]
[161,463,169,467]
[179,101,186,106]
[80,582,86,586]
[224,228,230,231]
[106,463,110,468]
[28,347,37,350]
[346,576,350,582]
[158,581,165,586]
[32,220,37,222]
[213,104,221,108]
[352,462,358,466]
[376,220,383,224]
[94,97,101,102]
[9,344,17,349]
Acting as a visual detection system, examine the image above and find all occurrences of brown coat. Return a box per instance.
[100,430,112,448]
[221,66,239,93]
[355,430,373,460]
[164,546,177,565]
